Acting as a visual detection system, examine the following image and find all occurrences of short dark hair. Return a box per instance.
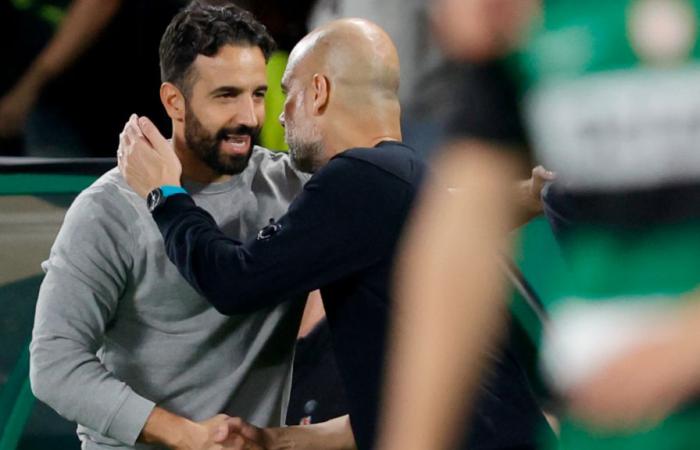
[159,1,275,96]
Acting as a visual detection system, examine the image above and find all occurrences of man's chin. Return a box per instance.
[289,143,324,174]
[291,155,317,174]
[219,154,251,175]
[203,148,252,176]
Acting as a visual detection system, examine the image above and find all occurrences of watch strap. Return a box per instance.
[160,185,188,198]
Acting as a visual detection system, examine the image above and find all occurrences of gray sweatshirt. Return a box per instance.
[30,147,308,450]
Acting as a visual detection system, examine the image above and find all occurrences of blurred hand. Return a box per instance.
[0,81,40,138]
[516,165,555,222]
[118,114,182,198]
[567,320,700,432]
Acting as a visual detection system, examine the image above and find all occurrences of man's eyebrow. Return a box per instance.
[210,86,243,97]
[280,81,288,93]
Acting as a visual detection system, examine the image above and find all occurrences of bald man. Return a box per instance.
[119,18,421,450]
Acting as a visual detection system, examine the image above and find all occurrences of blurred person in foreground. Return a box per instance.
[29,3,353,449]
[117,14,553,449]
[377,1,700,450]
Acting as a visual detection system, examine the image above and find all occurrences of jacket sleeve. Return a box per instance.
[29,190,155,445]
[153,157,408,315]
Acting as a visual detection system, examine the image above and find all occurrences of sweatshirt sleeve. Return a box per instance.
[153,157,409,315]
[29,188,155,445]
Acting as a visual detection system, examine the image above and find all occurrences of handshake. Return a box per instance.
[140,408,277,450]
[141,407,354,450]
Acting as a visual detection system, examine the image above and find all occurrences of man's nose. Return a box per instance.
[237,95,259,128]
[278,111,286,128]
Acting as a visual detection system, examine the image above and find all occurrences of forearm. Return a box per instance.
[377,145,518,450]
[264,415,356,450]
[152,194,279,313]
[153,194,319,314]
[672,298,700,397]
[26,0,122,87]
[139,407,197,449]
[30,297,155,446]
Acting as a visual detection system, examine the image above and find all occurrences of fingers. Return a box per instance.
[223,417,260,442]
[117,112,182,196]
[216,418,265,450]
[212,423,229,443]
[118,114,146,156]
[117,120,132,171]
[222,434,264,450]
[138,116,170,154]
[129,114,143,136]
[532,165,556,181]
[125,123,141,148]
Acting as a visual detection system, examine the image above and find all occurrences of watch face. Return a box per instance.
[147,188,163,213]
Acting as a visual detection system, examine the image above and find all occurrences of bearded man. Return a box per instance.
[30,3,311,450]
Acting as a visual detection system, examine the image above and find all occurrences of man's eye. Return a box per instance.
[254,91,267,98]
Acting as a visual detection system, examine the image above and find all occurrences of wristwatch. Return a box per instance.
[146,185,187,212]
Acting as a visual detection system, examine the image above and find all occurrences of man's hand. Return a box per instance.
[215,417,269,450]
[566,311,700,433]
[519,165,555,215]
[511,165,555,228]
[140,408,225,450]
[216,415,356,450]
[118,114,182,198]
[140,408,266,450]
[0,79,40,138]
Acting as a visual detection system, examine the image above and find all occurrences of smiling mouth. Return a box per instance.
[220,134,251,155]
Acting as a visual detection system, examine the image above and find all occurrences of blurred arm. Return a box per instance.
[377,140,520,450]
[0,0,122,137]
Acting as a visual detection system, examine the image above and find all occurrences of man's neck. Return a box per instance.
[173,136,232,185]
[325,127,402,158]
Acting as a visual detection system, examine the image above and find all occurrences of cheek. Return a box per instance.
[283,99,295,118]
[188,100,218,128]
[255,102,266,125]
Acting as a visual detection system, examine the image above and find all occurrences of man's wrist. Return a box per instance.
[147,185,189,213]
[139,406,193,448]
[160,185,187,198]
[269,416,356,450]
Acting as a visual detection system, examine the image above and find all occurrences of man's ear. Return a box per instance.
[160,82,186,122]
[311,73,330,115]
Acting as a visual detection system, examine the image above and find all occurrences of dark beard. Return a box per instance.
[288,140,324,174]
[184,107,258,176]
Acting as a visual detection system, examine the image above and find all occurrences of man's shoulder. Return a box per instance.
[249,146,294,171]
[247,145,310,185]
[78,168,138,203]
[66,168,144,225]
[333,142,425,186]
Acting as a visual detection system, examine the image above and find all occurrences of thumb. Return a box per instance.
[138,116,170,154]
[225,417,261,442]
[212,423,229,443]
